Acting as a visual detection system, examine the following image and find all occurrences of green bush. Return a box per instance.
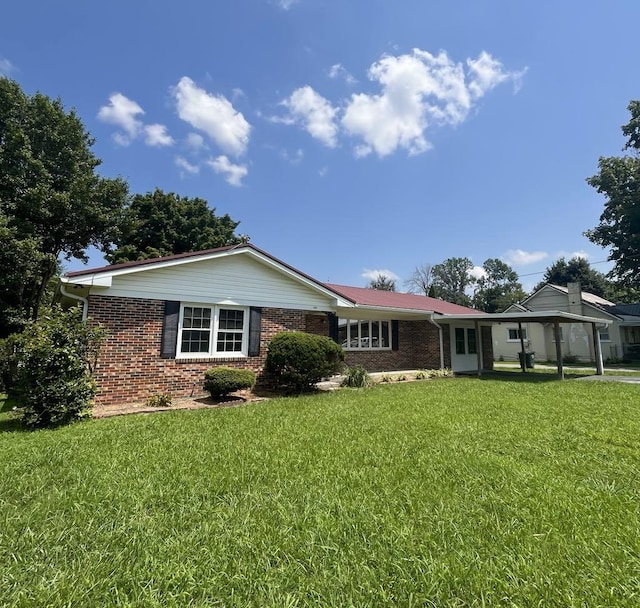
[145,393,172,408]
[204,367,255,399]
[341,365,373,388]
[266,331,344,392]
[8,307,105,429]
[562,354,579,364]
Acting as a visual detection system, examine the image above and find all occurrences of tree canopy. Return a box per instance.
[405,264,434,296]
[0,78,128,336]
[367,274,396,291]
[533,256,611,299]
[430,257,475,306]
[472,258,526,312]
[106,189,242,264]
[586,100,640,290]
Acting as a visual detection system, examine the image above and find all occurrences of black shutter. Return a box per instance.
[391,320,399,351]
[328,312,339,343]
[248,307,262,356]
[161,301,180,358]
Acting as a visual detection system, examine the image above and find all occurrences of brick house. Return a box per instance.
[59,244,493,406]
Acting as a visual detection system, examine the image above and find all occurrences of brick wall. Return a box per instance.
[344,320,442,371]
[89,295,307,406]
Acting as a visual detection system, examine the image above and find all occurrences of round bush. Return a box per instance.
[204,367,255,398]
[266,331,344,392]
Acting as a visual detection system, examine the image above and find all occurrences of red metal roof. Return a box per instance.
[325,284,482,315]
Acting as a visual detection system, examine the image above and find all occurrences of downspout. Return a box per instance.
[427,314,445,369]
[60,283,88,321]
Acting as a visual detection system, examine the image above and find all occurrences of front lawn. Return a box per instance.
[1,378,639,606]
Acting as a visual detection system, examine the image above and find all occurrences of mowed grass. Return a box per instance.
[1,379,639,607]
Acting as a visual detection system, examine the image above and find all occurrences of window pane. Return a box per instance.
[219,309,244,330]
[181,330,210,353]
[371,322,380,348]
[217,332,243,352]
[381,322,390,348]
[455,328,466,354]
[467,328,477,354]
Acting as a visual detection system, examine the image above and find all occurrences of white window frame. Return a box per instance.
[455,327,478,355]
[598,327,611,342]
[177,303,249,359]
[340,319,392,351]
[507,327,527,342]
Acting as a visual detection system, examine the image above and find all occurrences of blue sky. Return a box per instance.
[2,1,638,292]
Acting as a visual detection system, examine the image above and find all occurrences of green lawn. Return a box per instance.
[1,378,639,606]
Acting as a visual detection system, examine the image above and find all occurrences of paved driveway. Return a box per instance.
[575,375,640,384]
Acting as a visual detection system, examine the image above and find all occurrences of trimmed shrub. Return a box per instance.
[266,331,344,392]
[341,365,373,388]
[204,367,255,399]
[8,307,105,429]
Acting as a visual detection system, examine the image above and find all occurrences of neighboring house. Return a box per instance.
[493,282,640,362]
[58,244,494,406]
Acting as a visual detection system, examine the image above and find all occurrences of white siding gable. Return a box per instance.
[98,253,338,311]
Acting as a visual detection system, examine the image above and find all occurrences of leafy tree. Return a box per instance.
[534,256,611,299]
[431,257,475,306]
[106,189,242,264]
[367,274,396,291]
[405,263,434,296]
[585,100,640,290]
[0,78,128,337]
[473,258,526,312]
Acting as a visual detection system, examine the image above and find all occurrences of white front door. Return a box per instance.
[450,325,479,372]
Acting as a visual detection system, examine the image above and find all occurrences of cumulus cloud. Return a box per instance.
[175,156,200,176]
[361,268,400,281]
[278,86,339,147]
[470,265,487,280]
[98,93,173,147]
[97,93,145,145]
[206,155,248,186]
[173,76,250,156]
[502,249,548,266]
[277,48,523,157]
[0,57,15,75]
[144,124,174,147]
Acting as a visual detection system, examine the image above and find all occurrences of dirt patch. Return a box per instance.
[93,390,269,419]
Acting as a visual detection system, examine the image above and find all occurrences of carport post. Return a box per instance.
[518,322,527,373]
[592,323,604,375]
[475,320,482,376]
[554,321,564,380]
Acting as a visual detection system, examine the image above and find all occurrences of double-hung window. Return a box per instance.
[507,328,527,341]
[455,327,477,355]
[178,305,247,357]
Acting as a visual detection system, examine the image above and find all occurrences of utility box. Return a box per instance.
[518,351,535,369]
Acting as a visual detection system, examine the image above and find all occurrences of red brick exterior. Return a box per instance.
[88,295,493,405]
[89,295,308,406]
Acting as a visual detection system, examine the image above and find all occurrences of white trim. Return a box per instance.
[176,303,249,359]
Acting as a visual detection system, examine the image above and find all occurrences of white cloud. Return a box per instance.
[281,148,304,164]
[173,76,251,156]
[175,156,200,175]
[328,63,357,85]
[278,86,339,147]
[502,249,548,266]
[206,155,248,186]
[318,166,328,177]
[97,93,144,145]
[276,49,523,156]
[556,250,590,260]
[144,124,174,147]
[470,265,487,280]
[361,268,400,281]
[0,57,15,75]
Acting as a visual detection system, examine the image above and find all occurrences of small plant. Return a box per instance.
[341,365,373,388]
[378,374,393,383]
[204,367,255,399]
[266,332,344,392]
[396,374,407,382]
[562,354,579,364]
[414,370,428,380]
[145,393,172,408]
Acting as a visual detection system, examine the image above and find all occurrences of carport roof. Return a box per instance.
[434,310,613,325]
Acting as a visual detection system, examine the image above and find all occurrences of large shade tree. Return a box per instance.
[0,78,128,337]
[586,100,640,291]
[473,258,526,312]
[533,256,611,299]
[430,257,476,306]
[106,189,242,264]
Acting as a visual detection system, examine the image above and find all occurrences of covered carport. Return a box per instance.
[436,311,614,379]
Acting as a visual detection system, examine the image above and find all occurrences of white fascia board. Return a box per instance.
[436,311,614,325]
[60,275,112,287]
[336,304,435,319]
